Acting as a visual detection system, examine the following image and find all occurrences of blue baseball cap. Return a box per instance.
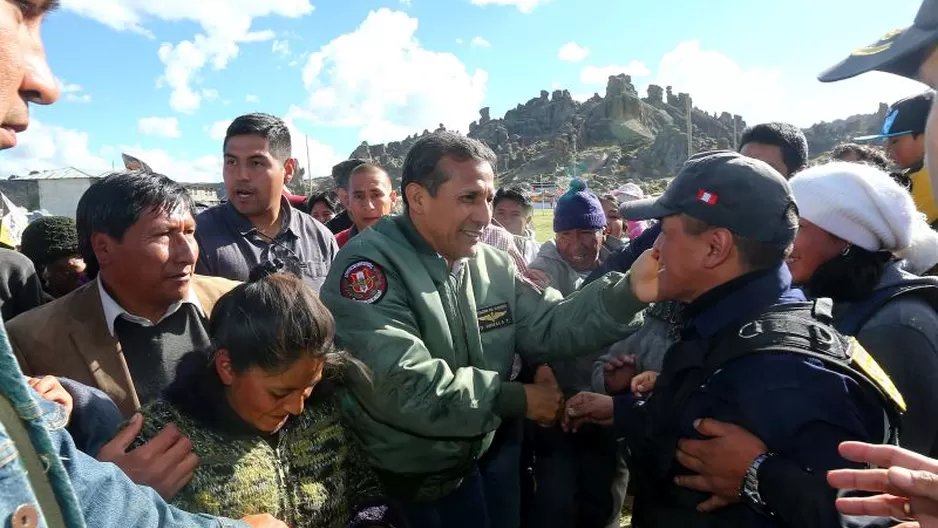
[855,91,933,141]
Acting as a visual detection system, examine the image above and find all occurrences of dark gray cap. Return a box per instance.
[819,0,938,82]
[621,150,797,247]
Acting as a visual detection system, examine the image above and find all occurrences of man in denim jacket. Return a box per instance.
[0,3,284,527]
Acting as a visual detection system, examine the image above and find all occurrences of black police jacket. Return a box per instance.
[612,266,900,528]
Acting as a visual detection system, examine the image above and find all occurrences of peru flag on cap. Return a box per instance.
[697,190,718,205]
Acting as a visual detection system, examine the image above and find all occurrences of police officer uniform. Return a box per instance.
[614,151,904,527]
[319,213,647,527]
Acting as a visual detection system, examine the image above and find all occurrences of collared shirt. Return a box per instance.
[97,277,204,337]
[480,224,529,274]
[195,196,338,292]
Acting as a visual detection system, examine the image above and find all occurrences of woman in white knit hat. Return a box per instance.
[787,161,938,457]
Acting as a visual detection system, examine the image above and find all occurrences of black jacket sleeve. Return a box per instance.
[758,451,898,528]
[0,248,46,322]
[857,323,938,456]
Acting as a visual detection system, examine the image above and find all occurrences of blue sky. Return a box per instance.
[0,0,927,182]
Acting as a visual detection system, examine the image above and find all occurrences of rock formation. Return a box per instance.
[334,74,888,195]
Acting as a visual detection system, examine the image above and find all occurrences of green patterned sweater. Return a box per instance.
[137,396,388,528]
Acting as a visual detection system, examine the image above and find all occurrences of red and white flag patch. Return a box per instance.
[697,190,718,205]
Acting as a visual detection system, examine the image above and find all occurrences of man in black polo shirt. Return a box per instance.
[195,113,338,291]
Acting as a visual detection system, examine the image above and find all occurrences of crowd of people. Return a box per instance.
[6,0,938,527]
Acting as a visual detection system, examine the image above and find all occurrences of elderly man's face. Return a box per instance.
[555,228,603,272]
[0,1,59,150]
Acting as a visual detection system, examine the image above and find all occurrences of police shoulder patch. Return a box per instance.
[340,260,388,304]
[850,338,907,413]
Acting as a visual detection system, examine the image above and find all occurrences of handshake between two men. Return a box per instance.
[523,246,664,428]
[519,353,654,430]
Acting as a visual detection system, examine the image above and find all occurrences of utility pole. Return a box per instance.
[686,95,693,159]
[732,115,738,148]
[305,135,312,194]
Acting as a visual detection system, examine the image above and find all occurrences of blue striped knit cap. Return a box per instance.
[553,179,607,233]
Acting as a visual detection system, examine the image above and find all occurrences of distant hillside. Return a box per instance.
[314,74,889,196]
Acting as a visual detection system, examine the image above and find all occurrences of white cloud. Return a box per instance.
[65,93,93,104]
[0,121,219,182]
[245,94,260,103]
[295,8,488,144]
[580,61,651,85]
[138,117,182,138]
[639,40,928,129]
[400,0,412,6]
[284,120,344,178]
[57,79,92,103]
[106,145,223,182]
[207,120,232,141]
[0,118,340,185]
[558,42,590,63]
[468,0,545,13]
[63,1,315,113]
[470,36,490,48]
[0,120,110,176]
[273,39,291,56]
[455,38,464,45]
[0,121,221,182]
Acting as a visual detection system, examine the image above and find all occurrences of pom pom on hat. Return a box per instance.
[553,178,607,233]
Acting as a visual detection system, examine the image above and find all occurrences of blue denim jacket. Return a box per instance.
[0,325,249,527]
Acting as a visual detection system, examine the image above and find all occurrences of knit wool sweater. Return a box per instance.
[137,396,388,528]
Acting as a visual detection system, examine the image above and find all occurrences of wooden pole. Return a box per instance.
[686,95,693,159]
[305,135,311,193]
[732,115,738,148]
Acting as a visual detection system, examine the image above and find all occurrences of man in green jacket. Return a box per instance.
[320,131,657,528]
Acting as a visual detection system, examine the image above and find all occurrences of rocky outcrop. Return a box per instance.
[340,76,888,193]
[803,103,888,156]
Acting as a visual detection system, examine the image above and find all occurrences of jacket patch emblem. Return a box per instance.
[340,260,387,304]
[478,303,513,332]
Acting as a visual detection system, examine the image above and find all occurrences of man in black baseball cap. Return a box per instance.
[565,150,894,526]
[857,91,938,224]
[621,150,797,300]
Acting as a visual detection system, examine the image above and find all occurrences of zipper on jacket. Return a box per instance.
[447,268,472,365]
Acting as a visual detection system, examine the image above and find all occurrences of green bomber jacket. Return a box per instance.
[320,214,647,501]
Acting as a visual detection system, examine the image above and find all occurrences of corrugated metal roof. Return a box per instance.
[12,167,106,180]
